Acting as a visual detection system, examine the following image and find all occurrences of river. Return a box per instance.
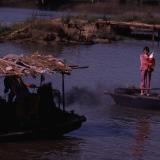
[0,8,160,160]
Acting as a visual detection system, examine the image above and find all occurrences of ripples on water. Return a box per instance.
[0,40,160,160]
[1,8,160,159]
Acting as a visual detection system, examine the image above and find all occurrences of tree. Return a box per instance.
[119,0,127,4]
[38,0,72,9]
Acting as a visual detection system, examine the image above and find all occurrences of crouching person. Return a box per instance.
[4,75,39,125]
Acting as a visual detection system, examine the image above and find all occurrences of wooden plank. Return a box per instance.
[105,20,160,31]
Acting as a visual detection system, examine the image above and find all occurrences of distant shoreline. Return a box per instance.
[0,5,37,9]
[1,2,160,25]
[0,16,159,47]
[1,1,160,14]
[1,2,160,46]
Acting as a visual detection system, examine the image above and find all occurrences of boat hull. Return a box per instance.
[106,88,160,110]
[0,115,86,142]
[0,83,87,141]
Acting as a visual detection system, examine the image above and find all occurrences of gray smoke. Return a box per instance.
[66,86,104,106]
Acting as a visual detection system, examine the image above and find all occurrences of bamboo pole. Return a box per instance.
[62,72,65,111]
[152,28,155,49]
[158,31,160,47]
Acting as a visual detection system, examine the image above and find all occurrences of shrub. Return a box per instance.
[0,24,11,35]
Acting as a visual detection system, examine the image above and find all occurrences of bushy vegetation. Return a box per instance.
[0,24,11,35]
[0,0,37,8]
[110,10,160,24]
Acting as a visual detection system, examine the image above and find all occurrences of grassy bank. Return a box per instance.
[0,16,118,45]
[61,2,160,24]
[0,0,37,8]
[62,1,160,14]
[1,14,160,45]
[1,1,160,24]
[1,0,160,45]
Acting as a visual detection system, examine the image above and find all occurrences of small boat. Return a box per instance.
[0,83,86,140]
[105,87,160,110]
[0,53,87,140]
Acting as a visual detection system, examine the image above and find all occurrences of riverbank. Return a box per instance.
[0,17,118,45]
[0,0,37,8]
[1,1,160,25]
[62,2,160,24]
[1,15,160,46]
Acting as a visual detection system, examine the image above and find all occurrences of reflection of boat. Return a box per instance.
[0,53,87,140]
[105,88,160,110]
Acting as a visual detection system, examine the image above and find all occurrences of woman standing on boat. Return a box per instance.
[140,46,150,95]
[140,46,155,95]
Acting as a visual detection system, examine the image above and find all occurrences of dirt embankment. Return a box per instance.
[1,15,160,45]
[0,17,117,45]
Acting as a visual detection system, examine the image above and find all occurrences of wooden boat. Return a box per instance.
[105,87,160,110]
[0,83,86,140]
[0,53,87,140]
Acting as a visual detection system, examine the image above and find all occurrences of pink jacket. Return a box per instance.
[140,53,149,71]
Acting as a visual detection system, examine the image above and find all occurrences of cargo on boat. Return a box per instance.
[105,87,160,110]
[0,53,86,140]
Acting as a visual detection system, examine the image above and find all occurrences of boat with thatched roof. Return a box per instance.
[0,53,87,141]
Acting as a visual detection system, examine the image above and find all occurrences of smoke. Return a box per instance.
[66,86,104,106]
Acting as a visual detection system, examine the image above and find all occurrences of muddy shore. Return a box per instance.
[1,1,160,46]
[1,15,160,46]
[0,17,118,45]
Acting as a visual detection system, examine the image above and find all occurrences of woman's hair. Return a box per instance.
[143,46,150,52]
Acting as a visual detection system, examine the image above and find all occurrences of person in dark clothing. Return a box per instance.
[4,75,39,123]
[4,75,29,102]
[4,76,15,103]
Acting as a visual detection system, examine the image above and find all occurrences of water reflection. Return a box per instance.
[13,42,67,56]
[132,116,150,160]
[0,137,85,160]
[108,105,159,160]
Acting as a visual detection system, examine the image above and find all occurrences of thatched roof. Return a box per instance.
[0,53,71,76]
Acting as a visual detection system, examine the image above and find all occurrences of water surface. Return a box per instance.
[0,40,160,160]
